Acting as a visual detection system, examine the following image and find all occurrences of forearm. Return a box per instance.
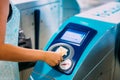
[0,44,45,62]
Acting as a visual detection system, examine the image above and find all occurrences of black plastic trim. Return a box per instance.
[7,4,12,22]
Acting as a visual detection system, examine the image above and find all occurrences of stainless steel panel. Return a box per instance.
[73,27,116,80]
[20,2,60,49]
[14,0,80,49]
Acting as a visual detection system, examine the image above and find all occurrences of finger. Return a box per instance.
[53,62,57,66]
[61,57,63,61]
[57,60,60,65]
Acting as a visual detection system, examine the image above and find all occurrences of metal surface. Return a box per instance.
[113,23,120,80]
[12,0,80,49]
[18,1,61,49]
[73,27,116,80]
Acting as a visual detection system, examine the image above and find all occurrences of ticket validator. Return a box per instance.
[29,2,120,80]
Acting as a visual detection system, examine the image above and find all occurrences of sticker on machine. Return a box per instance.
[59,59,72,70]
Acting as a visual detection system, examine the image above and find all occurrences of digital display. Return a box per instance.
[61,29,86,44]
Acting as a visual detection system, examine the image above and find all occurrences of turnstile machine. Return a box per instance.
[29,2,120,80]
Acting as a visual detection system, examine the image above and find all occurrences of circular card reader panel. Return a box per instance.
[48,43,74,59]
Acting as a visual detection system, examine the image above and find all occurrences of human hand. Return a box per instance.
[43,51,63,66]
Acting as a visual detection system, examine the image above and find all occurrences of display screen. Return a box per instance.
[61,29,86,44]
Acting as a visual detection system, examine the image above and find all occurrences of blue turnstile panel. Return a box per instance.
[47,23,97,74]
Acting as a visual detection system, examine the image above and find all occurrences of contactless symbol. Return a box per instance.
[59,59,72,70]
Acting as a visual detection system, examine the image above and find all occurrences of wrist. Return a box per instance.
[40,50,46,61]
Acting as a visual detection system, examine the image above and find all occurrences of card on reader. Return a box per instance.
[56,46,68,56]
